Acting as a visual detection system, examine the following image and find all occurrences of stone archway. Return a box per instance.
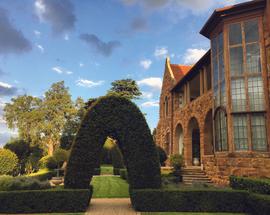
[188,117,200,166]
[175,124,184,155]
[64,96,161,190]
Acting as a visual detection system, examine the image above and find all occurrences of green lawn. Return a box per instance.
[100,165,114,175]
[91,175,129,198]
[142,213,246,215]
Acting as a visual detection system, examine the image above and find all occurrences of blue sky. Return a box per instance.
[0,0,249,146]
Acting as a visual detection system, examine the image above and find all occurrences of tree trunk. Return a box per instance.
[48,139,54,156]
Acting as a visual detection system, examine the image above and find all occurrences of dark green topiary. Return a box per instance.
[0,149,18,175]
[65,96,161,189]
[156,146,167,166]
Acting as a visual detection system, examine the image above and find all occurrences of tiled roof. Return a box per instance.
[170,64,192,81]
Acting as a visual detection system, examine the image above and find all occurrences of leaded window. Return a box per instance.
[228,18,267,151]
[214,109,228,151]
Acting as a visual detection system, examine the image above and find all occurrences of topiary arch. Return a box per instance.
[64,96,161,189]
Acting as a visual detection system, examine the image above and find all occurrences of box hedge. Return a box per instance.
[28,168,56,181]
[130,188,249,212]
[65,96,161,189]
[0,187,92,213]
[230,175,270,195]
[120,168,128,180]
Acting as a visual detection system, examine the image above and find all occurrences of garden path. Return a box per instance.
[85,198,140,215]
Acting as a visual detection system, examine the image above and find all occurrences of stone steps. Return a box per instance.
[182,167,212,185]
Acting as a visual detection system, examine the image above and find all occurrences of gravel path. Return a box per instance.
[85,198,140,215]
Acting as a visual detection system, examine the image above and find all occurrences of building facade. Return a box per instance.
[156,0,270,184]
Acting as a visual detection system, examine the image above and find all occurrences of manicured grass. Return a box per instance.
[100,165,114,175]
[29,213,83,215]
[91,175,129,198]
[142,213,246,215]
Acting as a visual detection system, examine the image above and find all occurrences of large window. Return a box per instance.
[214,109,228,151]
[212,32,227,151]
[228,18,267,151]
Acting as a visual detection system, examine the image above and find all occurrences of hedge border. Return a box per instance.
[0,187,92,213]
[130,188,270,214]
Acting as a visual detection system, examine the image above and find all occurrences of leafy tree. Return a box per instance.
[4,95,42,144]
[107,79,142,100]
[60,97,86,150]
[0,149,18,175]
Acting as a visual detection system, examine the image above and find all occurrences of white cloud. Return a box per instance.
[140,59,152,70]
[0,82,12,89]
[34,30,41,37]
[137,77,162,91]
[52,66,72,75]
[76,79,104,88]
[141,100,159,107]
[36,44,44,53]
[79,62,84,67]
[183,48,207,65]
[154,47,168,59]
[141,91,153,99]
[64,34,69,41]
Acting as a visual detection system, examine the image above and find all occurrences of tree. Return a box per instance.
[0,149,18,175]
[107,79,142,100]
[4,95,42,143]
[39,81,76,155]
[3,81,78,155]
[60,97,86,150]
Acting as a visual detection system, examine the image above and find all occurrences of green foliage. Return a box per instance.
[169,154,183,170]
[111,145,125,170]
[120,168,128,181]
[53,148,69,168]
[94,168,101,175]
[46,156,58,170]
[0,149,18,175]
[39,155,52,169]
[130,188,249,212]
[28,168,56,181]
[156,146,167,166]
[0,175,50,191]
[65,96,161,189]
[248,193,270,215]
[107,79,142,100]
[3,81,82,155]
[230,175,270,195]
[0,188,92,213]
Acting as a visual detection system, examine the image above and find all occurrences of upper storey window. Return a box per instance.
[228,19,264,113]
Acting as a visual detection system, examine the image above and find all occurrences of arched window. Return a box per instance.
[214,108,228,151]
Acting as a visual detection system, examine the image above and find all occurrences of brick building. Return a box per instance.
[156,0,270,184]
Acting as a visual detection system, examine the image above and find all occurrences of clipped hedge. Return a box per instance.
[0,148,18,175]
[230,175,270,195]
[120,168,128,180]
[94,168,101,175]
[65,96,161,189]
[130,188,249,212]
[130,188,270,214]
[113,168,121,175]
[0,187,92,213]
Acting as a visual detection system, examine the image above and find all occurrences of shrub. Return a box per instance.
[248,193,270,215]
[169,154,183,170]
[0,175,50,191]
[46,156,58,169]
[111,145,125,170]
[39,155,51,169]
[94,168,101,175]
[120,168,128,181]
[28,168,56,181]
[130,188,249,212]
[156,146,167,166]
[0,149,19,175]
[0,188,92,213]
[65,96,161,189]
[113,168,120,175]
[53,148,69,168]
[230,175,270,195]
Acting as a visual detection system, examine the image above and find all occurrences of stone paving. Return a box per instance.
[85,198,140,215]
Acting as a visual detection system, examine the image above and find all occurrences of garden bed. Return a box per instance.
[0,187,92,213]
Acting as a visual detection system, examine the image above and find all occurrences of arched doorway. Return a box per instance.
[188,117,200,165]
[175,124,184,155]
[204,110,213,155]
[64,96,161,190]
[165,132,170,155]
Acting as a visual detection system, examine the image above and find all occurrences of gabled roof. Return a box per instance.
[171,50,211,92]
[170,64,192,81]
[200,0,266,38]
